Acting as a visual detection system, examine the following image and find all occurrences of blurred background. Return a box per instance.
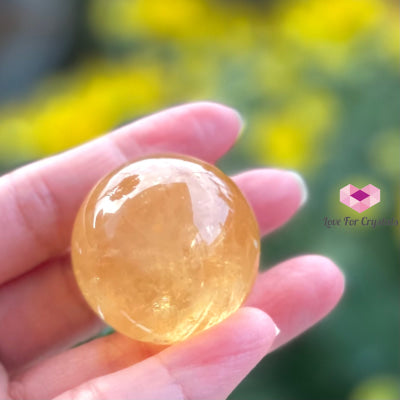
[0,0,399,399]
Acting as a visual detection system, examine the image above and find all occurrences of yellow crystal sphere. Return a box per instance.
[72,154,260,344]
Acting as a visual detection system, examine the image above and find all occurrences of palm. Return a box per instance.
[0,103,344,400]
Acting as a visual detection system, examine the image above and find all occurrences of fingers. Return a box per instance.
[10,255,343,397]
[47,308,278,400]
[0,169,305,372]
[245,255,345,350]
[0,102,242,285]
[0,256,104,373]
[10,333,164,400]
[233,169,306,235]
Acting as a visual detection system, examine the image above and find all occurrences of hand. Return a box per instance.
[0,102,344,400]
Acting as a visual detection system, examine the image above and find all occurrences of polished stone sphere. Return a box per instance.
[72,154,260,344]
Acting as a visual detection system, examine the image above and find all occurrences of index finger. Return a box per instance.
[0,102,242,285]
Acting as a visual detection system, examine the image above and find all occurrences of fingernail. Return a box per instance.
[236,112,246,139]
[287,171,308,206]
[273,322,281,337]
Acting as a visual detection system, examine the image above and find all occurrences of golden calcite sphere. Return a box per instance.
[72,154,260,344]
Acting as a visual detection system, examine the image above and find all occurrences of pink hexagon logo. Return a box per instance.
[340,184,380,213]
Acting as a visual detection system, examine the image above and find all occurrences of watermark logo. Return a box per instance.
[339,184,380,213]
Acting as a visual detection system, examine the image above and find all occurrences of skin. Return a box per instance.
[0,102,345,400]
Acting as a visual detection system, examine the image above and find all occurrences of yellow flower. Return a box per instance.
[0,114,38,162]
[276,0,388,72]
[90,0,258,46]
[135,0,207,37]
[378,2,400,64]
[0,0,396,165]
[350,375,400,400]
[0,61,163,157]
[251,92,336,171]
[281,0,384,43]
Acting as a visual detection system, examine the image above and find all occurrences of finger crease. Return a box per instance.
[8,379,26,400]
[154,355,190,400]
[7,174,54,259]
[107,135,141,166]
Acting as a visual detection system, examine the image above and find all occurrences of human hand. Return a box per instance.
[0,102,344,400]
